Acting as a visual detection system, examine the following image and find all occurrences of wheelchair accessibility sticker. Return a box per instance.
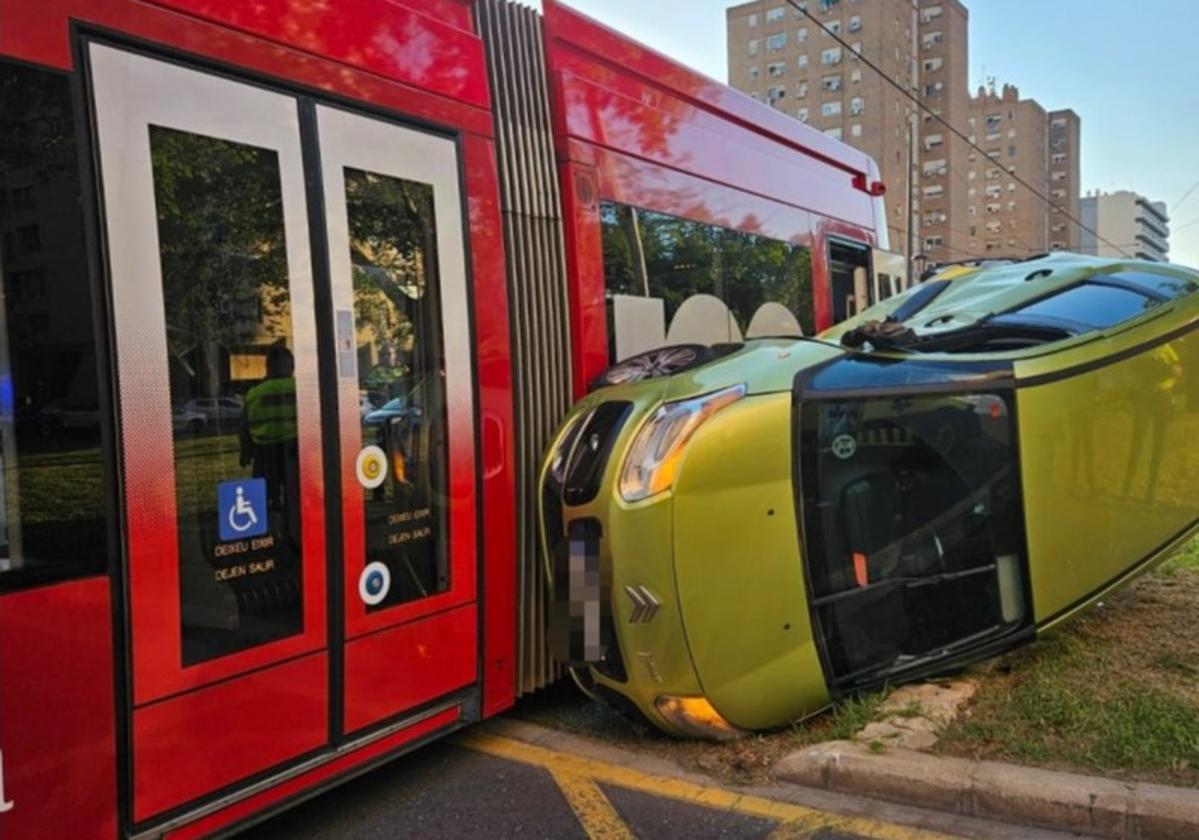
[219,478,268,541]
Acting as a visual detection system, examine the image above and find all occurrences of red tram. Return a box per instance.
[0,1,894,836]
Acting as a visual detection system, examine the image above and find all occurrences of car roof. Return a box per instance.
[833,252,1199,339]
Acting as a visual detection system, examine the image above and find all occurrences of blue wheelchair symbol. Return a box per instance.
[218,478,268,541]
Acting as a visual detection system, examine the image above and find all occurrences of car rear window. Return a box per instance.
[1013,282,1158,329]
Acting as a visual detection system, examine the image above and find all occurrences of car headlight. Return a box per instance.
[618,384,746,502]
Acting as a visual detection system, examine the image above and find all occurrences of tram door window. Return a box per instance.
[148,126,304,665]
[342,167,449,609]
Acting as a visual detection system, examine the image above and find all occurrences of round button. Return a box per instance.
[359,561,391,606]
[356,445,388,489]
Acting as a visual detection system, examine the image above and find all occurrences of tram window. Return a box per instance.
[345,167,449,609]
[599,202,813,357]
[0,59,111,590]
[148,126,303,665]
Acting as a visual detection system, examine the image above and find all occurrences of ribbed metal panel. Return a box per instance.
[477,0,573,694]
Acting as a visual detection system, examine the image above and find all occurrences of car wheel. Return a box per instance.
[590,344,715,390]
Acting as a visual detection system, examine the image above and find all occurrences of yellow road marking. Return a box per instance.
[550,769,636,840]
[458,732,958,840]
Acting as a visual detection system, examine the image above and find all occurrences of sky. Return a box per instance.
[543,0,1199,267]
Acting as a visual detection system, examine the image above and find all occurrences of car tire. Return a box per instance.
[590,344,715,390]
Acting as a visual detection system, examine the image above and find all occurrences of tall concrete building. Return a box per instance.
[916,1,970,262]
[727,0,963,259]
[726,0,1082,267]
[964,83,1048,258]
[1047,109,1082,252]
[1080,190,1170,262]
[962,85,1081,259]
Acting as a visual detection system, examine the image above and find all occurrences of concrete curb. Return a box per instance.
[775,740,1199,840]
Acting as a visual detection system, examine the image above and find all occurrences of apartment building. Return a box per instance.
[726,0,1085,267]
[726,0,915,257]
[916,1,969,261]
[1047,109,1082,251]
[1080,190,1170,262]
[965,83,1047,257]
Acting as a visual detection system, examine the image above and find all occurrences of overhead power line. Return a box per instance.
[1172,178,1199,213]
[780,0,1133,258]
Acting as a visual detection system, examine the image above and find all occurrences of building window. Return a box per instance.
[749,66,760,79]
[923,81,943,97]
[748,39,760,56]
[821,100,842,116]
[922,159,947,176]
[922,185,944,198]
[922,57,943,72]
[822,75,842,92]
[848,14,861,32]
[748,12,759,27]
[768,85,787,104]
[850,69,862,83]
[821,46,842,65]
[9,185,33,211]
[921,5,943,23]
[766,33,787,51]
[824,126,843,140]
[850,42,862,59]
[849,96,863,115]
[798,54,809,68]
[922,31,943,49]
[768,61,787,77]
[798,27,808,42]
[820,0,841,10]
[1051,170,1066,181]
[924,236,943,250]
[1051,117,1067,129]
[825,20,842,36]
[797,81,809,97]
[850,123,862,137]
[924,133,943,149]
[766,7,786,23]
[1051,153,1067,164]
[1008,145,1016,158]
[798,107,809,122]
[15,224,41,254]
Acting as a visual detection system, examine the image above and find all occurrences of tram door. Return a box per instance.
[89,44,478,824]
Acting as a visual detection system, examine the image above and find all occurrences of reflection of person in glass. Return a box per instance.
[1122,344,1181,504]
[240,344,300,546]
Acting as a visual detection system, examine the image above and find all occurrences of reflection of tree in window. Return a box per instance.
[345,168,448,609]
[600,201,814,336]
[345,168,436,401]
[150,126,291,404]
[149,126,301,665]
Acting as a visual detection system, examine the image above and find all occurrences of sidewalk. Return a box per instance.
[776,739,1199,840]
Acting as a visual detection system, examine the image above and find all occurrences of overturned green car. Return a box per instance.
[539,253,1199,738]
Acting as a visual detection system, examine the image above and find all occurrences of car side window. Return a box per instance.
[0,59,113,590]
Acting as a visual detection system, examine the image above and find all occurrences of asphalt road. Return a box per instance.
[242,738,873,840]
